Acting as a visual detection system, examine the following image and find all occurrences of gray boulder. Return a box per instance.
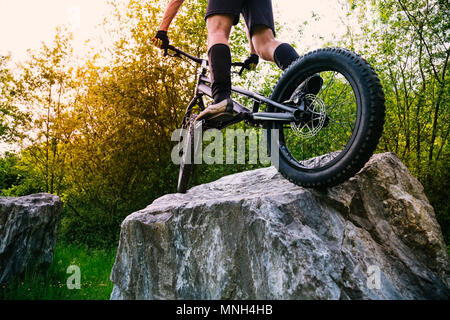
[110,153,449,300]
[0,193,63,284]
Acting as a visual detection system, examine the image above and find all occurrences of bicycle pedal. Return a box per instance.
[205,112,235,127]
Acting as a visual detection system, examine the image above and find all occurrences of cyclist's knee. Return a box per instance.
[208,33,230,48]
[252,28,282,61]
[206,15,233,35]
[206,14,233,48]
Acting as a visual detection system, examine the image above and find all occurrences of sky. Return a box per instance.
[0,0,110,60]
[0,0,348,154]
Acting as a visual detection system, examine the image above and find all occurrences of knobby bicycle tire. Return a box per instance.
[268,47,385,188]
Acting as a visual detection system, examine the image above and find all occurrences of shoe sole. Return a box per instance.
[196,99,231,122]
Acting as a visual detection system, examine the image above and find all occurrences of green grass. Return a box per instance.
[0,243,117,300]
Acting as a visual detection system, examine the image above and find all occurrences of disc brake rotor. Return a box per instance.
[291,94,327,139]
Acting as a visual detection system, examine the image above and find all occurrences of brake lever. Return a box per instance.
[163,47,181,59]
[238,66,246,76]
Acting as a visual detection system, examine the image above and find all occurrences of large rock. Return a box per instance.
[110,153,449,300]
[0,193,63,284]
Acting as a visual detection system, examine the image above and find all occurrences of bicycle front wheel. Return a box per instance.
[177,114,197,193]
[268,48,385,188]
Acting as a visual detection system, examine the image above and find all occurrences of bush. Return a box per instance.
[0,242,116,300]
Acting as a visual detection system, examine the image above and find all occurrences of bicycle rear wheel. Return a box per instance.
[268,48,385,188]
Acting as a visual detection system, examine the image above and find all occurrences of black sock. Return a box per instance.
[273,43,300,71]
[208,44,232,103]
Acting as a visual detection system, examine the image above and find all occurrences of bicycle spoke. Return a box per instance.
[317,71,337,100]
[327,96,355,111]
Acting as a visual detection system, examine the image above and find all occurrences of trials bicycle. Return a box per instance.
[163,45,385,193]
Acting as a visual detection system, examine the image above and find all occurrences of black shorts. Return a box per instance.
[205,0,275,37]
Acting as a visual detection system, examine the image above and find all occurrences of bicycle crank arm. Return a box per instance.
[250,112,297,122]
[232,101,298,123]
[232,100,299,124]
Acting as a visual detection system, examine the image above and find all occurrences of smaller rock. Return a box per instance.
[0,193,63,284]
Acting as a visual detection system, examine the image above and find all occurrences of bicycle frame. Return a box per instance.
[165,45,302,128]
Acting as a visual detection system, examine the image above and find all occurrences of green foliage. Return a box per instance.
[58,205,127,249]
[0,242,116,300]
[0,152,43,196]
[0,0,448,247]
[338,0,450,243]
[2,1,213,248]
[0,152,20,191]
[53,0,210,247]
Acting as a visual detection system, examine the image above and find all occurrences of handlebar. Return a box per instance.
[164,45,204,64]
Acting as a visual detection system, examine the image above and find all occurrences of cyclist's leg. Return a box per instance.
[206,14,234,104]
[252,26,322,94]
[250,26,282,63]
[197,1,244,122]
[243,0,323,93]
[251,26,300,71]
[196,14,236,122]
[241,0,299,71]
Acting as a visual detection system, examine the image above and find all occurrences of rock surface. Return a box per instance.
[110,153,449,300]
[0,193,63,284]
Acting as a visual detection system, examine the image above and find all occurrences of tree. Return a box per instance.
[15,27,76,195]
[0,55,28,143]
[52,0,212,246]
[341,0,449,242]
